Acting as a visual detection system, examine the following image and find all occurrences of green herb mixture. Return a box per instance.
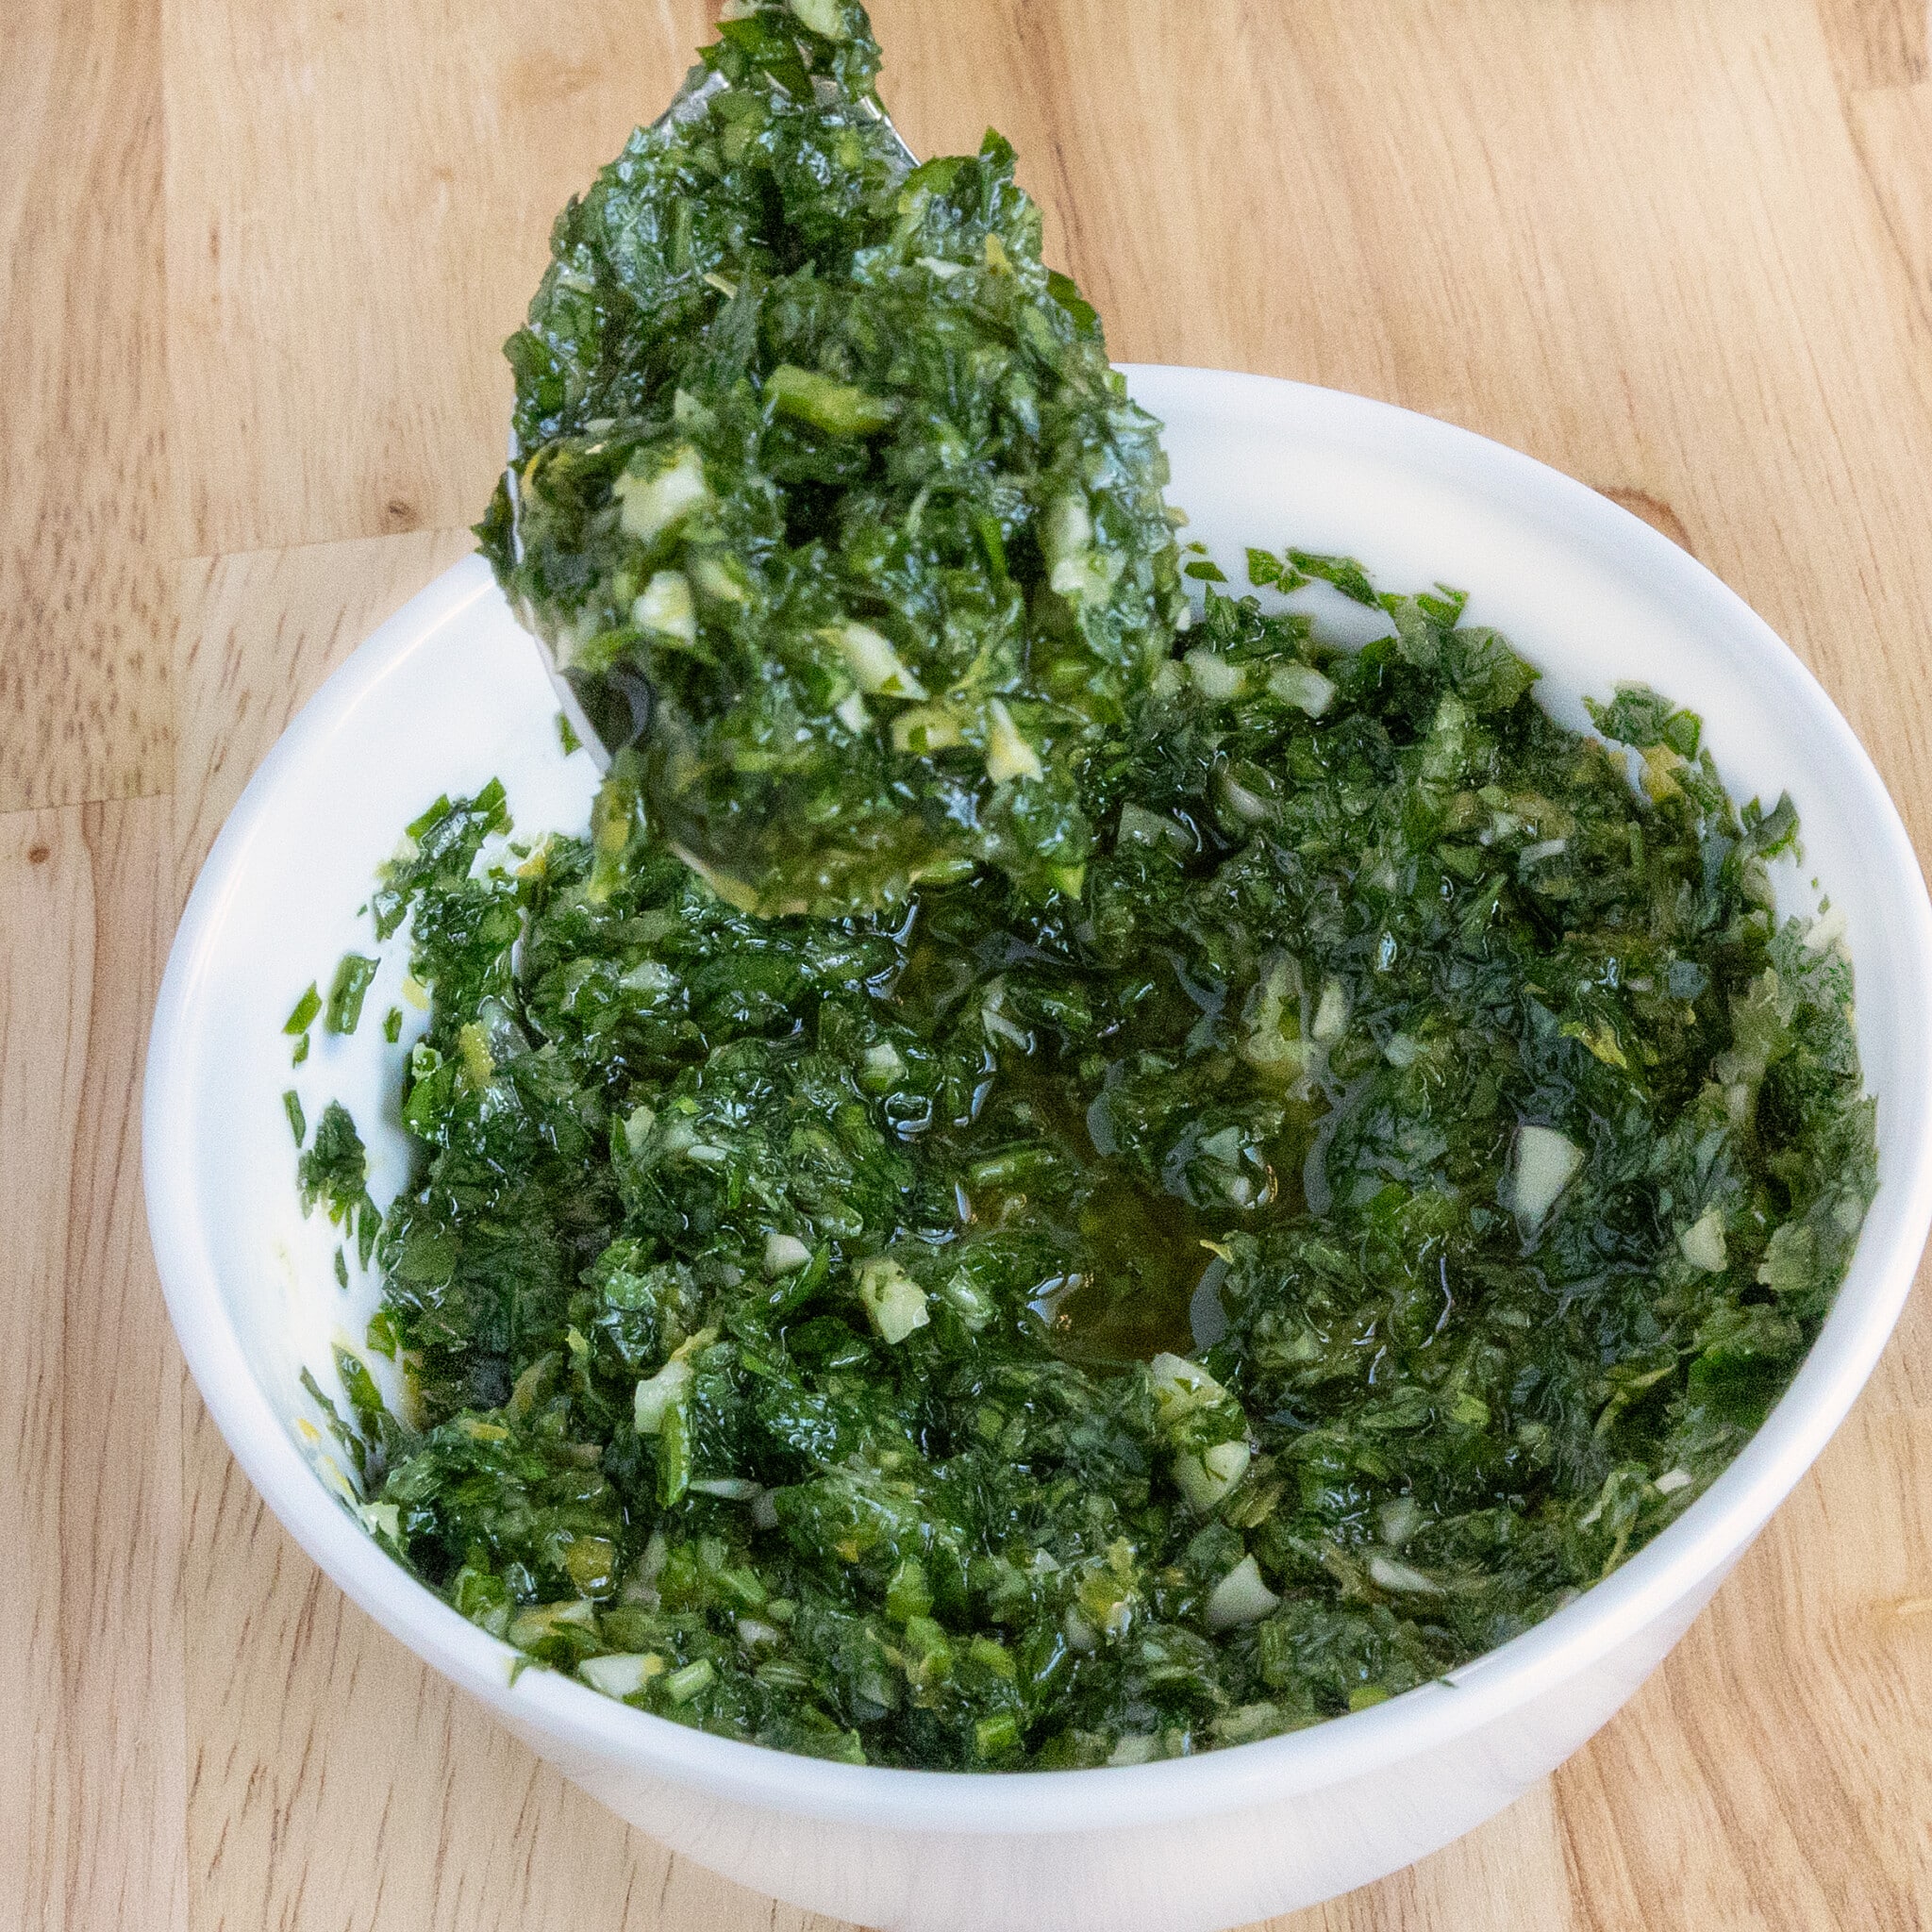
[478,0,1181,917]
[288,0,1874,1773]
[294,558,1873,1771]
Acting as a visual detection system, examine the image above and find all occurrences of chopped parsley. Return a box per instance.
[325,953,379,1035]
[297,1100,381,1270]
[476,0,1183,917]
[297,568,1872,1771]
[1282,549,1379,607]
[284,982,321,1034]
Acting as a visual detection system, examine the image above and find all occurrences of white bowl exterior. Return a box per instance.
[522,1562,1734,1931]
[144,368,1932,1931]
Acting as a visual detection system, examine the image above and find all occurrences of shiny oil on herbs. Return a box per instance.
[290,554,1874,1772]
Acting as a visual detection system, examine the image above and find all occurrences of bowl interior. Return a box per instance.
[146,366,1932,1828]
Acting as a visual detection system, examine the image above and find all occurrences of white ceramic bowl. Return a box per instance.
[144,367,1932,1932]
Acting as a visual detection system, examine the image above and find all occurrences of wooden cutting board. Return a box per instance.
[5,2,1931,1925]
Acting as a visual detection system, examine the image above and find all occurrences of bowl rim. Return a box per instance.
[144,364,1932,1837]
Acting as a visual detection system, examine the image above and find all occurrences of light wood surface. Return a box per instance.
[6,2,1932,1925]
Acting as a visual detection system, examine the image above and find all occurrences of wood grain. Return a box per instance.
[163,0,713,556]
[8,0,1932,1925]
[0,800,189,1932]
[0,0,174,811]
[1845,82,1932,334]
[1814,0,1929,91]
[172,529,476,891]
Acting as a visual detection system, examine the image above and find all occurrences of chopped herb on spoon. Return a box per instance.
[478,0,1183,916]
